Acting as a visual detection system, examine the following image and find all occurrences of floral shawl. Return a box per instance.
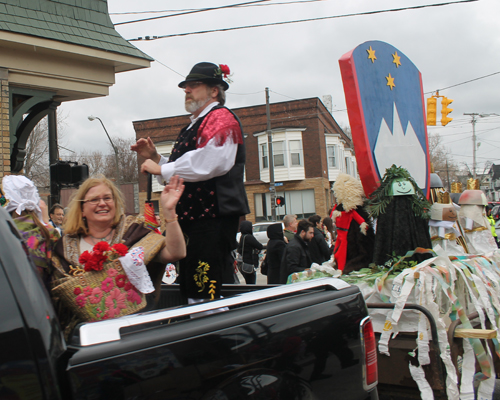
[12,213,60,288]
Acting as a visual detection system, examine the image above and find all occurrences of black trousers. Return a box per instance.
[178,216,239,301]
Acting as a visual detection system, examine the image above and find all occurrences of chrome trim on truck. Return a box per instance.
[77,278,350,346]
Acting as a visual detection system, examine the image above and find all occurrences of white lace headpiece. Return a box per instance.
[2,175,42,220]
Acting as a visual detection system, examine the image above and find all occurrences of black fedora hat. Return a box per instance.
[178,62,230,91]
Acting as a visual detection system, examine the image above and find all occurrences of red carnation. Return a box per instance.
[79,251,91,265]
[219,64,230,77]
[112,243,128,257]
[94,241,110,253]
[83,257,98,272]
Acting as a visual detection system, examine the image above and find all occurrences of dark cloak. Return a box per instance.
[266,223,286,284]
[373,196,433,266]
[338,204,376,275]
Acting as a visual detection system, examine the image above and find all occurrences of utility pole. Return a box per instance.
[464,113,498,180]
[266,87,276,222]
[464,113,478,179]
[446,160,451,192]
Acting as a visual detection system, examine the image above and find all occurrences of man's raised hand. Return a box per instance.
[131,137,161,163]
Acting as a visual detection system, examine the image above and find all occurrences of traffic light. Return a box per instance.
[441,96,453,126]
[276,196,285,207]
[426,97,437,126]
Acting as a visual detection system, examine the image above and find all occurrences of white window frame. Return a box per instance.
[327,144,337,168]
[273,140,285,167]
[289,140,302,166]
[255,128,306,182]
[260,143,268,169]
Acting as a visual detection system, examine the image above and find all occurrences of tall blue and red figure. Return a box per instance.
[339,40,430,198]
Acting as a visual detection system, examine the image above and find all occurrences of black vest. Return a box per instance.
[168,105,249,222]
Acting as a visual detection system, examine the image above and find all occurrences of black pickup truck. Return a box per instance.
[0,207,378,400]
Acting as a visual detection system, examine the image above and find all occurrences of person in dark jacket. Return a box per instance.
[237,220,263,284]
[307,215,333,265]
[266,223,287,284]
[279,219,314,283]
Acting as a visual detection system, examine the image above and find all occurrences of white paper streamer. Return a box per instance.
[459,339,475,400]
[477,352,495,400]
[409,363,434,400]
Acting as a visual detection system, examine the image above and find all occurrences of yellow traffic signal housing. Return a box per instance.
[441,96,453,126]
[427,97,437,126]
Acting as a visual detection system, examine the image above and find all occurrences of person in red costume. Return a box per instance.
[330,174,375,274]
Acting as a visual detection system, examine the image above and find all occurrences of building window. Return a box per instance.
[254,189,315,221]
[327,145,336,168]
[289,140,301,166]
[345,157,350,174]
[273,141,285,167]
[260,143,268,169]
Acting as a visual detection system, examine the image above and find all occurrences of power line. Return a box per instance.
[128,0,479,41]
[270,89,299,101]
[110,0,326,16]
[115,0,272,26]
[153,58,184,77]
[437,71,500,92]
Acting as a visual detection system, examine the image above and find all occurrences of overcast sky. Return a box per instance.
[59,0,500,176]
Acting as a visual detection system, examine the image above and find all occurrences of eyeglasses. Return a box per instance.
[181,81,204,90]
[83,196,114,205]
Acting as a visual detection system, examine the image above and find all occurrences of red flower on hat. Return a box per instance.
[219,64,230,78]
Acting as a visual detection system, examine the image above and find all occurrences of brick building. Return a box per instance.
[133,97,357,222]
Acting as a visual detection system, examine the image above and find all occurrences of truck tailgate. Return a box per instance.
[66,279,375,400]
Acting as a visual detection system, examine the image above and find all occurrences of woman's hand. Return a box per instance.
[39,200,50,225]
[159,175,187,263]
[160,175,184,217]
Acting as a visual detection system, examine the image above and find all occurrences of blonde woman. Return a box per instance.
[52,175,186,335]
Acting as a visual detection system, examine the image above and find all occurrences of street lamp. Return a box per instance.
[88,115,120,183]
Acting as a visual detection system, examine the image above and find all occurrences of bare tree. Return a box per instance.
[24,118,50,187]
[106,136,138,183]
[24,114,66,187]
[59,136,138,184]
[428,132,463,190]
[75,150,108,176]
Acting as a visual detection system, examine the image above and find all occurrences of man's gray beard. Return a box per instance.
[185,99,208,114]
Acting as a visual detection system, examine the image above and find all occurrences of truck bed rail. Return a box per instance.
[76,278,351,346]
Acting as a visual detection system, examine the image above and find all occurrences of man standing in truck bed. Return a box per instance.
[132,62,249,304]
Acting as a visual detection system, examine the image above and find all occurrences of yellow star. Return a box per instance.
[367,46,376,63]
[392,51,401,68]
[386,73,395,90]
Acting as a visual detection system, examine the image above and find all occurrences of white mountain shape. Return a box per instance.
[374,103,426,188]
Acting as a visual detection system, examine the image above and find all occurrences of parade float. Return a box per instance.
[289,41,500,399]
